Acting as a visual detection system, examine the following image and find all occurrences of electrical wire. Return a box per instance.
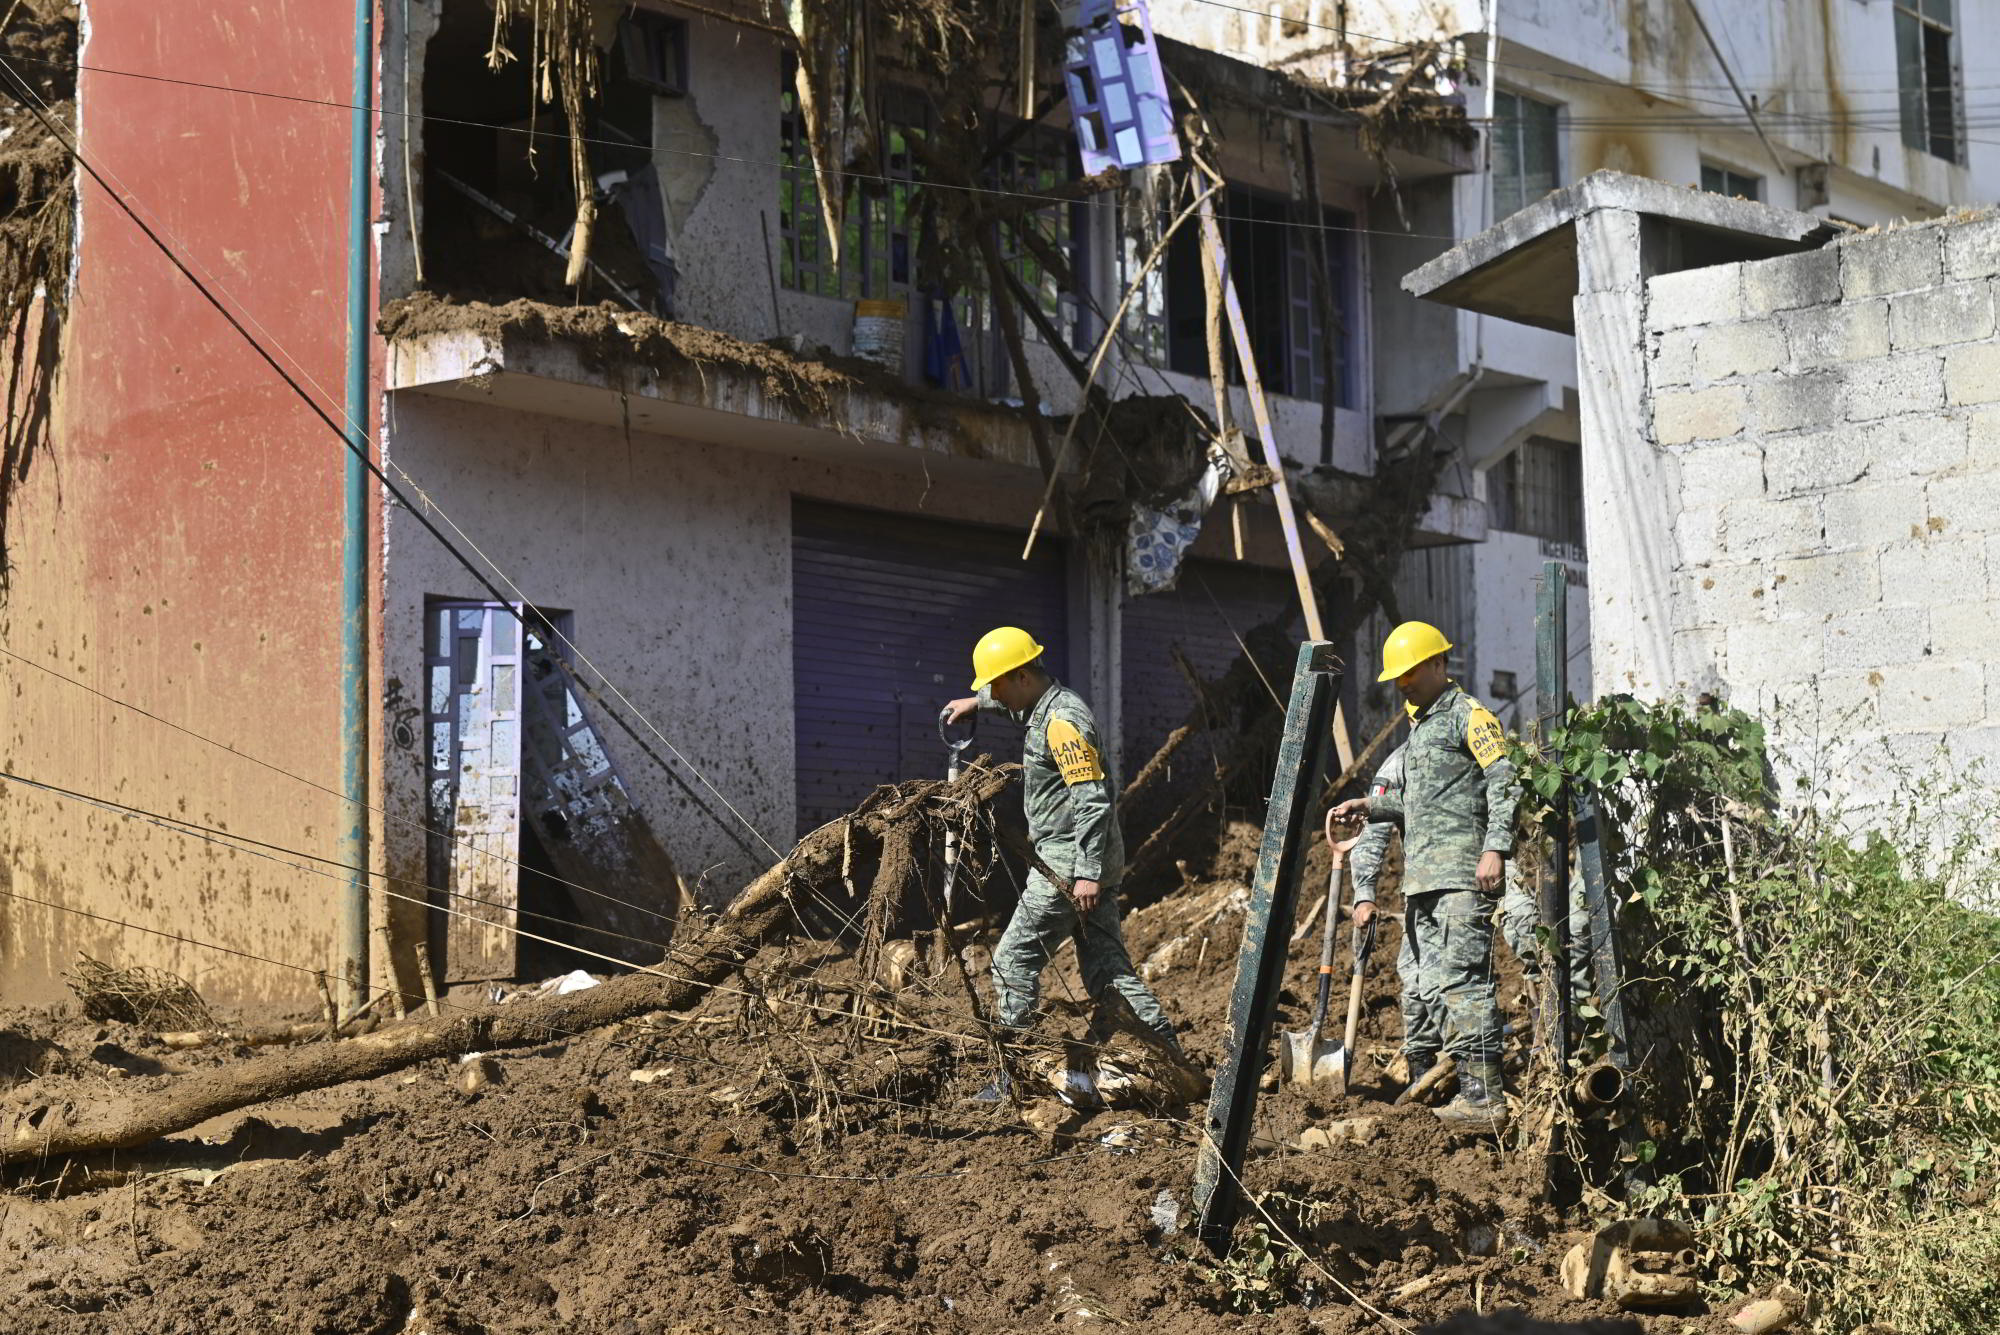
[0,51,796,877]
[0,644,686,934]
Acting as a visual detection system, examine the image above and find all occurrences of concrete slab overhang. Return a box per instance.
[1401,170,1838,332]
[1161,37,1477,182]
[385,325,1046,481]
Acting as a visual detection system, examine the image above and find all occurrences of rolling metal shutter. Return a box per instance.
[1119,559,1297,816]
[792,500,1071,837]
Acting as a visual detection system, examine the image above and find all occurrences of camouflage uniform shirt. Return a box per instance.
[978,680,1124,883]
[1368,684,1516,896]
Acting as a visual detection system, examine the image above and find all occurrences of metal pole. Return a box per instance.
[1534,562,1571,1073]
[340,0,376,1013]
[1193,640,1342,1252]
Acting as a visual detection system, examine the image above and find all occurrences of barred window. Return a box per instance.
[1491,437,1584,550]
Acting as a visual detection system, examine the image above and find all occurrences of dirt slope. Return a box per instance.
[0,845,1716,1333]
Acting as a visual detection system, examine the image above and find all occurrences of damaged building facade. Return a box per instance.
[2,0,1481,1003]
[1189,0,2000,728]
[3,0,1995,1004]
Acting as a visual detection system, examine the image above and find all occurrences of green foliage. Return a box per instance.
[1515,695,2000,1333]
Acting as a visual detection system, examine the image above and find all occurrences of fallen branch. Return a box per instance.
[1,764,1016,1163]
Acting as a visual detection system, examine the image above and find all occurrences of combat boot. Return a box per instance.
[1402,1050,1438,1095]
[1434,1061,1510,1134]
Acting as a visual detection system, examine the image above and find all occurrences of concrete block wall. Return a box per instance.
[1643,212,2000,808]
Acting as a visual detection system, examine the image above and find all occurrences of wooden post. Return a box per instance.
[1534,562,1572,1075]
[1197,194,1355,775]
[1193,640,1342,1252]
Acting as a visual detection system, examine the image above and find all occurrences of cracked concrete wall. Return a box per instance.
[1641,212,2000,820]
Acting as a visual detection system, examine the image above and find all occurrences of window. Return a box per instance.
[778,72,1088,355]
[1490,437,1584,550]
[1491,90,1560,219]
[1896,0,1962,163]
[618,12,687,97]
[1124,184,1356,410]
[779,77,924,300]
[1699,162,1761,202]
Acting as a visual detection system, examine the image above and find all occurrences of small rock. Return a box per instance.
[454,1057,500,1094]
[629,1067,674,1084]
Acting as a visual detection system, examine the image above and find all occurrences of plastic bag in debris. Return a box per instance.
[1150,1187,1182,1235]
[1125,444,1233,597]
[496,969,601,1004]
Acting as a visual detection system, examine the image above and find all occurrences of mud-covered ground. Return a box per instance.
[0,830,1726,1334]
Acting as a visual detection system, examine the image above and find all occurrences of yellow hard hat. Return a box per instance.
[1377,621,1452,682]
[970,626,1045,690]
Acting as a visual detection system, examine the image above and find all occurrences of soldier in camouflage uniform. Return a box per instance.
[944,627,1176,1101]
[1336,621,1518,1133]
[1349,742,1443,1066]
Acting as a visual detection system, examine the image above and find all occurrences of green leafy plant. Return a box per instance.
[1513,696,2000,1332]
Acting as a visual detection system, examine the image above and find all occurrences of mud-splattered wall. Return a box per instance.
[0,0,367,1005]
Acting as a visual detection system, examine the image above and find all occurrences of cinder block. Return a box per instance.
[1773,548,1879,617]
[1943,341,2000,406]
[1717,495,1824,560]
[1943,214,2000,282]
[1749,372,1845,433]
[1945,724,2000,779]
[1889,282,1998,351]
[1844,353,1946,422]
[1878,536,1990,606]
[1926,469,2000,535]
[1676,560,1771,626]
[1730,616,1825,675]
[1863,412,1970,480]
[1742,248,1840,314]
[1875,660,1986,730]
[1654,384,1748,445]
[1674,441,1766,509]
[1652,328,1701,387]
[1695,320,1788,381]
[1765,426,1870,497]
[1840,227,1945,299]
[1821,605,1928,673]
[1670,626,1730,693]
[1648,265,1745,332]
[1674,505,1722,565]
[1770,671,1878,731]
[1928,599,2000,659]
[1820,480,1927,548]
[1782,300,1891,372]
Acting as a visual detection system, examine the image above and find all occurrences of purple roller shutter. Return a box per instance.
[1119,559,1296,820]
[792,500,1071,837]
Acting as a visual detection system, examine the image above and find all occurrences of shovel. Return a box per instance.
[1280,814,1362,1087]
[936,707,979,918]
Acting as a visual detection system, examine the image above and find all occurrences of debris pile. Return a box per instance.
[0,813,1714,1335]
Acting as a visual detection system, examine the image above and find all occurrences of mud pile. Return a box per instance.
[0,848,1708,1334]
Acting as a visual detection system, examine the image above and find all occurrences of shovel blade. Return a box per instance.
[1279,1030,1348,1086]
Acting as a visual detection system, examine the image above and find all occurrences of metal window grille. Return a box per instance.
[1895,0,1963,163]
[1492,437,1585,549]
[1122,184,1355,405]
[1492,90,1559,220]
[778,76,924,300]
[1699,163,1761,202]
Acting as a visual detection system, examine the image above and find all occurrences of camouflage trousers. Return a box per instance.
[991,872,1174,1038]
[1395,889,1504,1065]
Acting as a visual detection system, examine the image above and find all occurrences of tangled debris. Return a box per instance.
[62,957,212,1033]
[0,0,75,595]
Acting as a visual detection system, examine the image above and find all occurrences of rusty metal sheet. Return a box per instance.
[520,627,681,964]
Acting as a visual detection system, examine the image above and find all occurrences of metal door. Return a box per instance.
[425,602,524,981]
[791,500,1071,837]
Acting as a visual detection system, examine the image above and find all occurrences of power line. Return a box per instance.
[0,644,685,935]
[0,52,793,873]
